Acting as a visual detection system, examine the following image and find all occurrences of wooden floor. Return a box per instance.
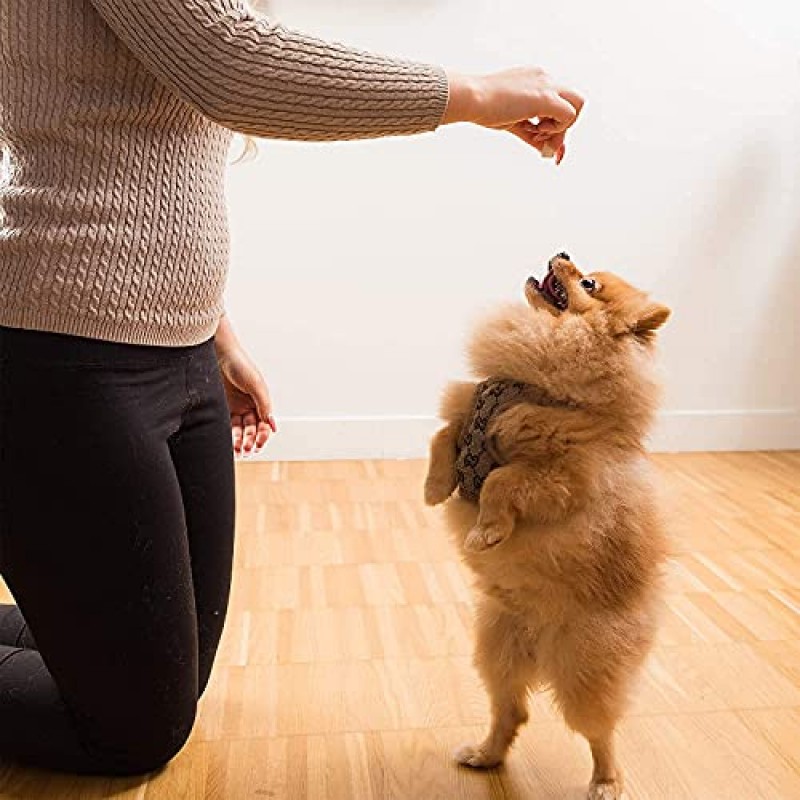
[0,452,799,799]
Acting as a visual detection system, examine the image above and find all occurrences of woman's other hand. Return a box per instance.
[215,316,277,456]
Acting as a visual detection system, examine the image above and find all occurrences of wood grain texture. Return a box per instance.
[0,452,798,798]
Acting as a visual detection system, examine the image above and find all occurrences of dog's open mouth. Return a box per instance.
[527,252,570,311]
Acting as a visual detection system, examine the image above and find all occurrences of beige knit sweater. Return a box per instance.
[0,0,449,346]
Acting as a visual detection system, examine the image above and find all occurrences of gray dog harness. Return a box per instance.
[454,378,573,502]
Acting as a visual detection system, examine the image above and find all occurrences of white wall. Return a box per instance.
[224,0,800,460]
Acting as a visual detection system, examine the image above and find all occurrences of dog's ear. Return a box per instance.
[632,303,671,339]
[611,301,671,340]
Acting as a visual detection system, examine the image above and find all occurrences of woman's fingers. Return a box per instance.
[242,410,259,453]
[231,413,273,456]
[509,121,567,164]
[539,129,566,158]
[249,371,277,447]
[509,119,545,150]
[558,86,585,118]
[250,372,273,424]
[536,90,578,131]
[231,414,244,455]
[532,88,584,136]
[255,420,272,449]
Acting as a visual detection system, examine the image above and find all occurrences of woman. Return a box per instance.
[0,0,583,776]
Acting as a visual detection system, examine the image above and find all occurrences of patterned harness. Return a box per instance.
[454,378,573,502]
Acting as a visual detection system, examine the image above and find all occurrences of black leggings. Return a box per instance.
[0,326,235,775]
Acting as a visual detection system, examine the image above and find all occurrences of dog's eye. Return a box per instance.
[580,278,597,293]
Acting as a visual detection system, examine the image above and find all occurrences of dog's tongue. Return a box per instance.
[542,269,561,297]
[541,267,567,310]
[528,253,570,310]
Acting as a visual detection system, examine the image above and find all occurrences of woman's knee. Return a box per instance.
[83,697,198,776]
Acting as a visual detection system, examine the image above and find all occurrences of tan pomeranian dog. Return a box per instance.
[424,253,670,800]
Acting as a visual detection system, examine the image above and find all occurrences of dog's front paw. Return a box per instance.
[454,743,504,769]
[464,524,510,552]
[587,780,623,800]
[424,472,456,506]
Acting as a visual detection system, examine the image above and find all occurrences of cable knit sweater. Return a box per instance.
[0,0,449,346]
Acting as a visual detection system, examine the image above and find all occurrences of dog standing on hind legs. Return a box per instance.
[425,254,671,799]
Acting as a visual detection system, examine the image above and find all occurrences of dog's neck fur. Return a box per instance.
[466,303,661,444]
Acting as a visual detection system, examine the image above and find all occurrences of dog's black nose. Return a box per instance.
[554,251,571,261]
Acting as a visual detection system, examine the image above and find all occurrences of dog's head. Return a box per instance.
[467,253,670,420]
[526,253,671,343]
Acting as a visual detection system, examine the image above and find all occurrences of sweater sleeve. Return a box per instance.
[86,0,450,141]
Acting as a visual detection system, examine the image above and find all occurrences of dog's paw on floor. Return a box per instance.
[454,743,504,769]
[587,780,623,800]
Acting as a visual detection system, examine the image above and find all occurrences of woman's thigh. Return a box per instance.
[168,340,236,695]
[0,329,203,765]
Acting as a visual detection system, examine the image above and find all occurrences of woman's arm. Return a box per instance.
[87,0,449,141]
[87,0,582,151]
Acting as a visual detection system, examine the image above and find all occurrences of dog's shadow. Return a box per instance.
[455,757,589,800]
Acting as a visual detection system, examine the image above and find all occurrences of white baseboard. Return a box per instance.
[254,416,441,461]
[251,410,800,461]
[650,409,800,453]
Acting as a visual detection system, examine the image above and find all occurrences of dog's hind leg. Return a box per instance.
[552,664,627,799]
[455,604,537,768]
